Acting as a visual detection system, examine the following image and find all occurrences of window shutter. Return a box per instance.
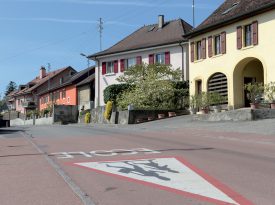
[191,42,195,62]
[120,59,125,72]
[252,21,258,45]
[202,38,206,59]
[136,56,142,65]
[102,62,106,75]
[221,32,226,54]
[114,60,118,73]
[149,54,154,64]
[208,36,213,58]
[165,52,170,65]
[237,26,243,49]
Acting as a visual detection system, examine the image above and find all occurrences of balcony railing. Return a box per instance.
[22,101,37,109]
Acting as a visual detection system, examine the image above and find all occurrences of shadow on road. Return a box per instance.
[0,128,27,135]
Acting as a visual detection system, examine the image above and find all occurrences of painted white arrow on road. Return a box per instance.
[74,157,252,205]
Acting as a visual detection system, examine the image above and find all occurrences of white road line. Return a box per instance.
[20,131,95,205]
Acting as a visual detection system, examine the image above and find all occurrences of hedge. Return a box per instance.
[103,84,133,104]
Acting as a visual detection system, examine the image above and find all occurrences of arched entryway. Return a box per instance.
[233,57,264,108]
[208,72,228,104]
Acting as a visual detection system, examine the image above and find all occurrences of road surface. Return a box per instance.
[1,117,275,205]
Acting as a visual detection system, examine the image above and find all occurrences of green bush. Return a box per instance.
[103,84,132,104]
[116,64,188,110]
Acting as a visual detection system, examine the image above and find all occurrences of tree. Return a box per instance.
[5,81,17,96]
[0,93,8,112]
[116,64,188,110]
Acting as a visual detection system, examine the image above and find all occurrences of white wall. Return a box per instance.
[94,44,188,106]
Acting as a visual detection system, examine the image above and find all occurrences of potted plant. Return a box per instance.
[199,92,210,114]
[209,92,226,113]
[264,82,275,109]
[244,83,264,109]
[189,95,198,115]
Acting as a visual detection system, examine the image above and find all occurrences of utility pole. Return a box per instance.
[98,18,103,51]
[192,0,195,28]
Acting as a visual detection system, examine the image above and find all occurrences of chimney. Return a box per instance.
[40,66,46,79]
[158,15,164,29]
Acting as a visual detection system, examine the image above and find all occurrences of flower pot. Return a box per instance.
[271,103,275,109]
[148,116,154,121]
[168,112,176,118]
[213,105,221,113]
[201,108,209,114]
[158,114,165,119]
[250,103,259,109]
[189,108,197,115]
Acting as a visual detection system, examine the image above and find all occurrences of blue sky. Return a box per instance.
[0,0,224,96]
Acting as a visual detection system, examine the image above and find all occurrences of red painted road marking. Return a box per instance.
[68,156,254,205]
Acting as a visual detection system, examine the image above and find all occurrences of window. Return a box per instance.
[49,93,53,102]
[125,58,136,69]
[107,62,114,74]
[196,41,202,60]
[244,24,252,47]
[60,77,63,85]
[155,53,165,64]
[214,35,221,55]
[62,90,66,99]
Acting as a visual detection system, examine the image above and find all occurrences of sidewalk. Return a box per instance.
[0,129,82,205]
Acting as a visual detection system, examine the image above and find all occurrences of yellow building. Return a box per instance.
[186,0,275,109]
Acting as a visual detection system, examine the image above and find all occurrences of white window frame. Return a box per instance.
[196,41,202,60]
[244,24,253,47]
[125,57,136,69]
[155,53,165,64]
[106,62,114,74]
[214,35,221,55]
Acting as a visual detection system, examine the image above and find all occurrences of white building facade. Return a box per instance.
[90,16,192,107]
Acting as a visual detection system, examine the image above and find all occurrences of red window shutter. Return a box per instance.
[165,52,170,65]
[120,59,125,72]
[190,42,195,62]
[237,26,243,49]
[114,60,118,73]
[202,38,206,59]
[102,62,106,75]
[208,36,213,58]
[221,32,226,54]
[136,56,142,65]
[252,21,258,45]
[149,54,154,64]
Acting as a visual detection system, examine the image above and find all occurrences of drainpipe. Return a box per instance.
[179,42,185,81]
[95,57,100,108]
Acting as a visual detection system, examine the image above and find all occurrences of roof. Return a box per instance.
[37,66,95,95]
[186,0,275,38]
[90,19,193,58]
[10,67,73,97]
[76,73,95,87]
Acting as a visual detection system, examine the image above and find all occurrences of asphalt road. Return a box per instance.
[1,116,275,205]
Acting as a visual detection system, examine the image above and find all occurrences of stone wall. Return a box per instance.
[53,105,78,124]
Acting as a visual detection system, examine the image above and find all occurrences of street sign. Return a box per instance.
[73,157,253,205]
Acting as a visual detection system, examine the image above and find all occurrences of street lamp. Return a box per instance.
[80,53,90,68]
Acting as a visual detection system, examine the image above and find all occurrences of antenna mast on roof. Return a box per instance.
[98,18,103,51]
[192,0,195,27]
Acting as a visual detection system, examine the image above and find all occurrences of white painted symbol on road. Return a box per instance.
[51,148,160,159]
[74,157,242,205]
